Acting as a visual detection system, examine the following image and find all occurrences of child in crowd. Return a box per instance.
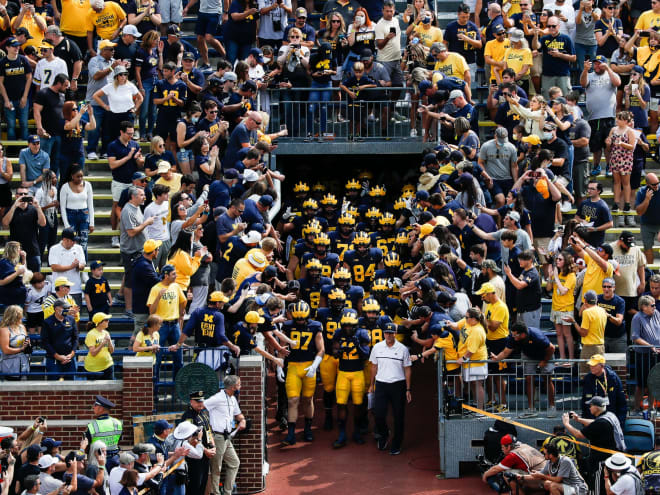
[84,260,112,318]
[24,273,51,335]
[132,314,162,364]
[339,62,376,139]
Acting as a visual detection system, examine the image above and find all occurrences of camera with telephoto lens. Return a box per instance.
[503,471,521,482]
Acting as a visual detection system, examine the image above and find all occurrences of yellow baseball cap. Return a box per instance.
[522,135,541,146]
[54,277,73,288]
[92,312,112,325]
[587,354,606,366]
[419,223,434,239]
[143,239,163,253]
[245,311,265,324]
[99,40,117,50]
[209,291,229,303]
[475,282,496,295]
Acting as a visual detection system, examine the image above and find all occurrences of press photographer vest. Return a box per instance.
[511,444,545,472]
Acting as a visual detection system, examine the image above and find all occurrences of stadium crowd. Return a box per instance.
[4,0,660,492]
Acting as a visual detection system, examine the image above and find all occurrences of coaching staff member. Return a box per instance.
[368,322,411,456]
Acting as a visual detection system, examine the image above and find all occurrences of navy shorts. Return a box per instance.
[491,179,514,198]
[155,118,178,142]
[195,12,220,36]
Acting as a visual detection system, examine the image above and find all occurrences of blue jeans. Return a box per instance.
[281,89,307,137]
[566,143,574,193]
[27,255,41,273]
[60,146,85,184]
[86,105,109,155]
[308,81,332,134]
[66,208,90,258]
[46,356,77,380]
[342,52,360,74]
[40,135,62,178]
[575,43,597,71]
[39,222,58,261]
[225,39,252,64]
[139,77,157,137]
[155,320,183,384]
[5,99,29,140]
[163,475,185,495]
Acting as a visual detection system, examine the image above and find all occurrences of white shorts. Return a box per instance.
[650,97,659,112]
[462,363,488,382]
[111,180,130,202]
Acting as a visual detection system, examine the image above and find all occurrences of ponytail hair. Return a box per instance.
[466,307,487,331]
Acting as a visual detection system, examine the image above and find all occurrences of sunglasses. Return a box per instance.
[602,285,614,288]
[548,24,558,27]
[208,110,218,114]
[649,181,660,186]
[331,19,341,22]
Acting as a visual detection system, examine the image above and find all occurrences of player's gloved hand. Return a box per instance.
[276,366,285,383]
[281,206,293,221]
[304,355,323,378]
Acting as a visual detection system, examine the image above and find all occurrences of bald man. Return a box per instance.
[224,112,262,170]
[635,172,660,264]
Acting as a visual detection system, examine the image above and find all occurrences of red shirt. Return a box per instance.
[498,452,528,472]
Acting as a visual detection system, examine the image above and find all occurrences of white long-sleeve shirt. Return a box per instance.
[60,181,95,227]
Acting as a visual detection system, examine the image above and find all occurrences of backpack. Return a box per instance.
[620,470,645,495]
[483,420,518,464]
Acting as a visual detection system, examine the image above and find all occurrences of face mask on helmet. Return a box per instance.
[330,298,345,312]
[314,244,327,255]
[342,323,356,336]
[335,278,349,289]
[356,244,369,255]
[308,268,321,280]
[366,311,379,322]
[340,223,354,235]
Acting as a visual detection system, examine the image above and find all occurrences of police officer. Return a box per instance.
[181,391,216,494]
[177,291,241,369]
[85,395,123,471]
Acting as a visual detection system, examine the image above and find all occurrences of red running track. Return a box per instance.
[263,361,489,494]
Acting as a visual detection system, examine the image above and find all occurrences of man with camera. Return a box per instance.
[523,443,588,495]
[562,397,626,494]
[481,434,545,493]
[2,185,47,272]
[634,172,660,264]
[603,453,643,495]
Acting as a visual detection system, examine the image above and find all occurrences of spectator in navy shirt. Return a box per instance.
[576,180,613,247]
[216,199,247,244]
[504,249,542,328]
[533,17,576,98]
[635,172,660,264]
[131,238,162,334]
[597,277,626,353]
[443,3,482,81]
[283,7,316,48]
[41,299,79,379]
[491,322,556,415]
[223,111,260,170]
[196,99,228,148]
[208,169,242,210]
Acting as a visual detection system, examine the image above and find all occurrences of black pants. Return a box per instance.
[374,379,406,450]
[186,457,209,494]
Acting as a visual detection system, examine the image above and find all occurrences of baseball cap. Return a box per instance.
[587,354,606,366]
[633,65,645,74]
[243,169,259,182]
[522,135,541,146]
[54,277,73,288]
[383,322,397,333]
[122,24,142,37]
[418,80,433,92]
[509,28,524,42]
[143,239,163,253]
[423,152,438,166]
[153,419,174,433]
[448,89,464,101]
[132,171,148,181]
[494,24,506,34]
[65,450,86,463]
[296,6,307,17]
[437,291,457,304]
[99,40,117,50]
[209,291,229,303]
[495,127,508,143]
[27,444,46,456]
[619,230,636,246]
[224,168,243,180]
[259,194,274,207]
[500,434,515,446]
[119,452,137,465]
[475,282,496,295]
[132,443,156,455]
[241,230,262,245]
[92,312,112,326]
[41,438,62,450]
[167,24,181,35]
[241,80,258,92]
[182,51,195,61]
[38,454,58,469]
[27,135,40,144]
[416,190,430,201]
[221,71,238,83]
[38,41,54,50]
[263,265,277,280]
[161,264,176,274]
[245,310,265,324]
[481,259,501,273]
[506,211,521,224]
[157,161,172,174]
[435,43,448,52]
[114,65,128,77]
[6,38,22,47]
[360,48,374,60]
[249,47,264,63]
[46,25,62,35]
[593,55,607,64]
[15,27,32,39]
[586,396,609,407]
[419,223,434,239]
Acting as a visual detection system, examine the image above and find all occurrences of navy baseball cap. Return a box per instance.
[27,135,40,144]
[182,52,195,61]
[249,47,264,63]
[423,152,438,166]
[419,80,432,92]
[161,264,175,274]
[153,419,174,433]
[259,194,273,207]
[6,38,22,47]
[593,55,608,64]
[167,25,181,35]
[90,260,105,270]
[241,80,258,92]
[132,171,148,181]
[41,438,62,450]
[224,168,243,180]
[416,190,429,201]
[16,27,32,39]
[263,265,277,279]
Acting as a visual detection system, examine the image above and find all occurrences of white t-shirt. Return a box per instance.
[101,81,139,113]
[374,17,401,62]
[109,467,147,495]
[610,468,642,495]
[26,280,52,314]
[48,242,86,294]
[143,200,170,241]
[34,57,69,88]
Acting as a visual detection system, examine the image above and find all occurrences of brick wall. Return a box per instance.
[234,355,266,493]
[0,356,153,450]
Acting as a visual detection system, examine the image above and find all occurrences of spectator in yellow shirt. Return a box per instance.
[503,28,532,94]
[564,290,607,374]
[52,0,91,53]
[546,252,576,361]
[233,250,268,287]
[84,312,115,379]
[147,264,186,378]
[412,10,443,50]
[634,2,660,47]
[132,314,161,364]
[432,43,470,84]
[154,161,182,196]
[569,235,614,298]
[484,24,510,82]
[11,3,47,50]
[167,229,203,291]
[86,0,127,57]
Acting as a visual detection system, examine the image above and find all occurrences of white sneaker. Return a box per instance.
[133,130,140,140]
[410,128,418,137]
[614,214,624,228]
[560,200,572,213]
[547,406,558,418]
[111,236,120,248]
[625,213,635,226]
[87,151,98,160]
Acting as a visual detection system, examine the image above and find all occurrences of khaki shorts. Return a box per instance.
[550,309,573,324]
[531,52,542,78]
[533,236,552,263]
[111,180,130,202]
[650,97,660,112]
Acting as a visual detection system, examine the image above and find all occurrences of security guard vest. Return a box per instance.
[87,417,122,452]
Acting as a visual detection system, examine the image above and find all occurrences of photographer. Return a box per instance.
[524,443,588,495]
[481,434,545,493]
[277,29,311,138]
[562,397,626,494]
[2,186,47,272]
[603,454,643,495]
[0,444,16,495]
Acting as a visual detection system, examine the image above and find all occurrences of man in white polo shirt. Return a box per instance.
[48,227,86,306]
[368,322,412,456]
